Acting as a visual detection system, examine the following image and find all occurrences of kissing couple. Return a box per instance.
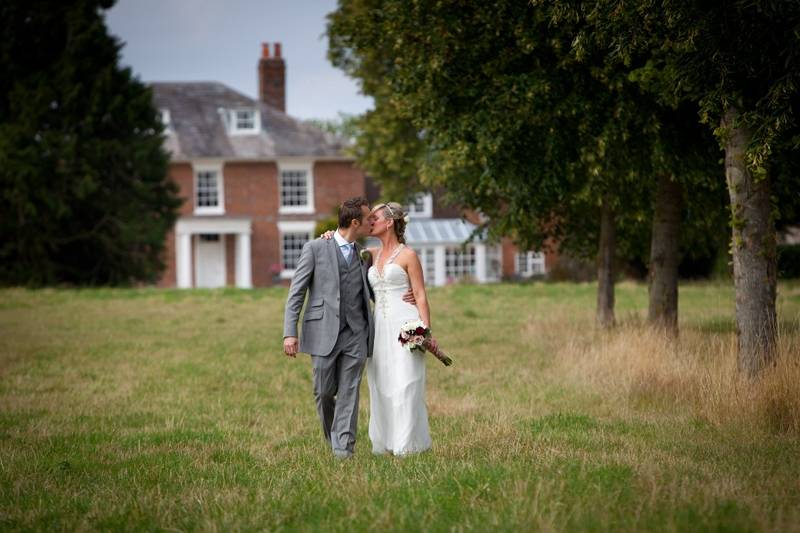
[283,196,440,458]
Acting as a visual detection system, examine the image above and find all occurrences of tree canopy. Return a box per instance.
[576,0,800,374]
[328,0,727,328]
[0,0,180,285]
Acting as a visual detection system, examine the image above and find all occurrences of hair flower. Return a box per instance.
[403,214,410,224]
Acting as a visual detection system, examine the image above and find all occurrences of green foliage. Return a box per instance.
[314,214,339,238]
[0,0,180,285]
[581,0,800,187]
[326,2,429,205]
[329,1,635,256]
[304,112,360,144]
[778,245,800,279]
[327,0,730,270]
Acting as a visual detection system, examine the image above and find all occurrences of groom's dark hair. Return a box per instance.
[338,196,369,228]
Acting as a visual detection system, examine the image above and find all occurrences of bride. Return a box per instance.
[365,202,438,455]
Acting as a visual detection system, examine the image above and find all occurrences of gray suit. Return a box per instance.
[283,237,374,456]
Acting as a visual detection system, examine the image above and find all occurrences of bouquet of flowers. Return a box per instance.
[398,320,453,366]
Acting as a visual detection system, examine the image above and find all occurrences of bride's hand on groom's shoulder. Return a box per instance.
[319,230,334,240]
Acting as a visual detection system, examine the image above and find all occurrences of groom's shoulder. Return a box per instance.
[306,238,326,253]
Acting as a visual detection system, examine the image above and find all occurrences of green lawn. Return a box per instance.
[1,282,799,531]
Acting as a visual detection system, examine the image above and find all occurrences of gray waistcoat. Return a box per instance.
[336,245,368,334]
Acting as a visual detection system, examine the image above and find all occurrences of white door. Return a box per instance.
[194,234,226,288]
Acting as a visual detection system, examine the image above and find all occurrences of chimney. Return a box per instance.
[258,42,285,112]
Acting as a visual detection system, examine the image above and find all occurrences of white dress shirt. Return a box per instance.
[333,230,355,264]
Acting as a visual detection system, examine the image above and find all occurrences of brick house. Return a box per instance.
[365,191,556,285]
[152,43,555,288]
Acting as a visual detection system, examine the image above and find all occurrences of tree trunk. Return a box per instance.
[648,173,682,335]
[597,194,616,328]
[722,106,778,378]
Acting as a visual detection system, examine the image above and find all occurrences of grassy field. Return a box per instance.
[1,282,799,531]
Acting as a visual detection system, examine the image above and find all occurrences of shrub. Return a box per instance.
[778,244,800,279]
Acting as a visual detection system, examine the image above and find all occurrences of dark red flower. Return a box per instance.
[415,326,426,335]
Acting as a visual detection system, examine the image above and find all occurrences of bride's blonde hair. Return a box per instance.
[373,202,407,244]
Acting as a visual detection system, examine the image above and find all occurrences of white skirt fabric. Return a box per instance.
[367,262,432,455]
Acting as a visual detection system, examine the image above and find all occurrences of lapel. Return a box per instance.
[355,242,370,292]
[327,238,341,294]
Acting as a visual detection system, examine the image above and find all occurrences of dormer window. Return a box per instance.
[227,108,260,135]
[159,109,171,132]
[407,192,433,218]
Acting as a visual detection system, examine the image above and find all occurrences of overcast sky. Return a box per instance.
[105,0,372,121]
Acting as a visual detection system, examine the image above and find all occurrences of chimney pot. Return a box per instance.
[258,42,286,112]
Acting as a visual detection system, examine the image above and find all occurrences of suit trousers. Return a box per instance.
[311,324,367,455]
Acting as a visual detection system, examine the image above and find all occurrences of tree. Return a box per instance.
[585,0,800,376]
[0,0,180,285]
[304,112,360,144]
[329,0,639,326]
[644,104,723,334]
[328,0,721,330]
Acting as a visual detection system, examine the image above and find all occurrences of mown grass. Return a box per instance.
[1,281,799,531]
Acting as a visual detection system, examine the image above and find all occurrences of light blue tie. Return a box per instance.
[342,243,352,264]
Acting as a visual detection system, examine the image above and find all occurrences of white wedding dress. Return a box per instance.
[367,245,432,455]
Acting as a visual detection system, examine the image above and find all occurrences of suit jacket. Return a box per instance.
[283,238,375,357]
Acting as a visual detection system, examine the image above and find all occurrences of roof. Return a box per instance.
[367,218,486,246]
[150,82,348,160]
[406,218,485,244]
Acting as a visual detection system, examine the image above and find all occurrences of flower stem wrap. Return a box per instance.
[422,338,453,366]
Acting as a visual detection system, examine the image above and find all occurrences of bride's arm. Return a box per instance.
[406,250,431,329]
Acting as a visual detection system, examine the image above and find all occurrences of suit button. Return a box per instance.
[336,313,339,318]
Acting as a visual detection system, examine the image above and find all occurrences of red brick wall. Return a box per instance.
[158,163,193,287]
[158,159,367,287]
[158,229,177,288]
[226,162,278,287]
[313,161,367,216]
[172,163,194,216]
[224,162,278,215]
[501,238,517,278]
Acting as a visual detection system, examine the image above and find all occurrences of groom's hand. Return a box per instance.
[402,289,416,305]
[283,336,299,358]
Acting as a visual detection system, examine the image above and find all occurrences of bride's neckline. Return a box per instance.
[374,244,405,277]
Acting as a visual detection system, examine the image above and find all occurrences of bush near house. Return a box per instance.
[778,244,800,279]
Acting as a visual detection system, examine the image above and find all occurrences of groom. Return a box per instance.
[283,196,375,459]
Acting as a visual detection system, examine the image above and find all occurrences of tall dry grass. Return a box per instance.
[553,320,800,435]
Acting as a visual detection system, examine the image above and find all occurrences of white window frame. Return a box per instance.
[515,251,546,277]
[278,220,315,279]
[414,246,437,284]
[445,244,477,282]
[278,161,315,215]
[160,108,172,132]
[407,192,433,219]
[193,163,225,215]
[227,108,261,135]
[486,244,503,282]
